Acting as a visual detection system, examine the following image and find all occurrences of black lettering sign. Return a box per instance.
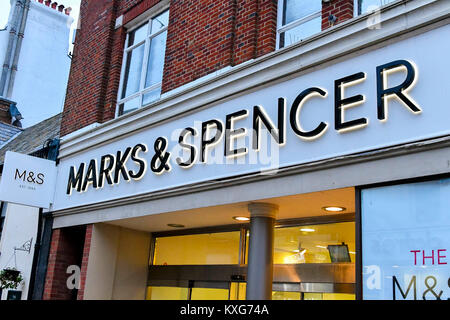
[225,110,248,157]
[176,127,197,168]
[376,59,421,121]
[335,72,368,133]
[98,154,115,188]
[252,100,285,151]
[201,119,223,163]
[114,147,132,184]
[65,59,423,195]
[15,169,26,182]
[290,87,328,140]
[128,143,147,179]
[67,163,85,195]
[393,275,417,300]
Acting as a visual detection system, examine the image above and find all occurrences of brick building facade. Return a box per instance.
[51,0,358,300]
[60,0,354,137]
[39,0,450,302]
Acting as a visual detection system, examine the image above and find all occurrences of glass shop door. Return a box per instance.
[147,280,246,300]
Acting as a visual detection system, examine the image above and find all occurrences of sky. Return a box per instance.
[0,0,81,50]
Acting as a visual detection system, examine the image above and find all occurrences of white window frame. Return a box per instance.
[276,0,322,49]
[354,0,397,16]
[116,7,169,117]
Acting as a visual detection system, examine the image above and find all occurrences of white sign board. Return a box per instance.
[362,178,450,300]
[52,25,450,211]
[0,151,57,209]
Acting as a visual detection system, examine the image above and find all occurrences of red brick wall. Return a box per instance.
[123,0,161,24]
[162,0,278,92]
[77,224,93,300]
[102,26,128,123]
[231,0,277,66]
[162,0,236,92]
[322,0,354,30]
[61,0,355,137]
[60,0,120,136]
[255,0,277,58]
[61,0,279,136]
[61,0,166,136]
[43,226,88,300]
[44,229,69,300]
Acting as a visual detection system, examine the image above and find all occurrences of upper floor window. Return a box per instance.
[277,0,398,49]
[277,0,322,48]
[356,0,396,15]
[117,9,169,116]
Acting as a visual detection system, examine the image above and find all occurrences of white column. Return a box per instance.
[246,203,278,300]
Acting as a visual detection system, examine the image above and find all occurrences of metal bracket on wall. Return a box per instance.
[14,238,33,254]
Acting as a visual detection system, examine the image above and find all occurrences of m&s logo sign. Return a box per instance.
[14,168,45,185]
[0,152,56,209]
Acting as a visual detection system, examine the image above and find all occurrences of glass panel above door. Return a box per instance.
[274,222,355,264]
[153,231,241,265]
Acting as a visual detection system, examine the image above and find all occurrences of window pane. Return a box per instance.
[119,96,140,115]
[280,15,321,47]
[121,44,145,98]
[303,293,323,300]
[359,0,395,14]
[229,282,246,300]
[145,31,167,88]
[303,293,355,300]
[142,87,161,106]
[272,291,301,300]
[153,231,241,265]
[128,23,148,47]
[322,293,355,300]
[190,288,229,300]
[151,10,169,35]
[283,0,322,25]
[146,286,189,300]
[361,178,450,300]
[274,222,355,264]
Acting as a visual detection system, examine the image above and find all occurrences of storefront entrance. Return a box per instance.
[146,215,356,300]
[147,264,355,300]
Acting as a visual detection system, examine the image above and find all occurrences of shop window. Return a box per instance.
[147,283,247,300]
[152,231,241,265]
[272,291,301,300]
[117,9,169,116]
[230,282,247,300]
[146,286,189,300]
[277,0,322,48]
[361,178,450,300]
[272,292,355,300]
[148,222,356,300]
[303,292,355,300]
[190,287,230,300]
[273,222,355,264]
[356,0,396,15]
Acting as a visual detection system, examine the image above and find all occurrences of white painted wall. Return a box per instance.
[3,0,73,127]
[0,202,39,300]
[83,224,150,300]
[111,227,151,300]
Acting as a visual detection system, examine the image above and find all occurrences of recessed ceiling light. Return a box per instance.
[322,206,346,213]
[233,216,250,222]
[300,228,315,232]
[167,223,185,228]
